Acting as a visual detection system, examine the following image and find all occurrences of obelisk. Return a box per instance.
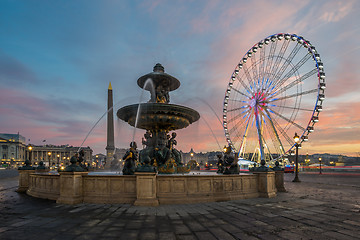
[105,82,115,165]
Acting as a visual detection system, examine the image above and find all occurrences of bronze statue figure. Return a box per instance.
[122,142,138,175]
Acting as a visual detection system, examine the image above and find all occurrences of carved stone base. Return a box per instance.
[17,170,35,193]
[56,172,88,204]
[275,171,286,192]
[134,172,159,206]
[253,172,277,198]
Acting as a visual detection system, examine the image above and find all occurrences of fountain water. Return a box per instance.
[78,99,127,152]
[132,78,155,143]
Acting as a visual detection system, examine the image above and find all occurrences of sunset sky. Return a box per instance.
[1,0,359,156]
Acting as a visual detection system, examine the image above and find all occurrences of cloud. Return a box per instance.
[326,58,360,98]
[0,87,103,147]
[320,0,355,23]
[0,51,39,85]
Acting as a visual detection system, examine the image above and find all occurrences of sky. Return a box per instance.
[0,0,359,156]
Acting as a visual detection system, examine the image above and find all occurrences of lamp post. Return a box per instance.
[47,152,52,168]
[57,154,60,167]
[292,133,301,182]
[28,145,33,164]
[319,157,322,174]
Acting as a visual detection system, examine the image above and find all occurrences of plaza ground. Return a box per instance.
[0,170,359,240]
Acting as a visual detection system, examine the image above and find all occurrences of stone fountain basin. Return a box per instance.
[22,170,280,205]
[117,103,200,131]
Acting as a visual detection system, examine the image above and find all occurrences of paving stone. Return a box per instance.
[194,231,217,240]
[277,230,304,240]
[323,231,355,240]
[209,228,236,240]
[174,224,192,234]
[158,232,176,240]
[186,221,207,232]
[176,235,197,240]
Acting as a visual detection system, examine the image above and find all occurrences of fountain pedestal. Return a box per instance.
[57,172,88,204]
[17,170,36,193]
[274,171,286,192]
[134,172,159,206]
[253,172,277,198]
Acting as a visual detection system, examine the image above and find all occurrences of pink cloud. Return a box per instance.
[0,87,104,149]
[326,59,360,98]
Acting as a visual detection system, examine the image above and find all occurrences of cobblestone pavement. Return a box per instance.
[0,170,359,240]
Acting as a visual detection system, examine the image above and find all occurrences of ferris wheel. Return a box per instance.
[223,33,325,162]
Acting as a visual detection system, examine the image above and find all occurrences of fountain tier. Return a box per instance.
[117,103,200,131]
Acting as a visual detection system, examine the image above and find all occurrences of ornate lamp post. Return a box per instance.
[28,145,33,164]
[319,157,322,174]
[292,133,301,182]
[57,154,60,166]
[47,152,52,168]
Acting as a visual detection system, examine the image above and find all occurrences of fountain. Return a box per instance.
[117,63,200,174]
[20,63,281,205]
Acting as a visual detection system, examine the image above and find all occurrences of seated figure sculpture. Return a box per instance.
[216,154,224,174]
[18,159,35,170]
[154,132,171,166]
[168,132,182,166]
[122,142,138,175]
[36,161,46,170]
[78,149,88,171]
[222,145,240,174]
[64,153,85,172]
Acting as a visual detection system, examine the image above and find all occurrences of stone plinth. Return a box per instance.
[57,172,88,204]
[17,170,36,193]
[274,171,286,192]
[134,172,159,206]
[253,172,277,198]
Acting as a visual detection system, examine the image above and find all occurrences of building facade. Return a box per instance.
[27,145,93,167]
[0,133,27,168]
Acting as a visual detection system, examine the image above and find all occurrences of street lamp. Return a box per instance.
[319,157,322,174]
[57,154,60,166]
[47,152,52,168]
[292,133,301,182]
[28,145,33,164]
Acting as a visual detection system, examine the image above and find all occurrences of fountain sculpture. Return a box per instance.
[117,63,200,174]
